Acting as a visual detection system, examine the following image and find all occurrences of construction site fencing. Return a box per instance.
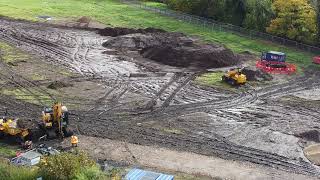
[120,0,320,54]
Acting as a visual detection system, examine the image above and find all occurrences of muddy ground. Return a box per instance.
[0,18,320,178]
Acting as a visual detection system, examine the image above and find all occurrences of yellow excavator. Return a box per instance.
[222,68,247,86]
[0,113,29,142]
[39,102,73,139]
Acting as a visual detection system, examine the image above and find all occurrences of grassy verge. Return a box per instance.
[142,1,168,9]
[194,71,238,90]
[195,72,224,86]
[0,143,17,158]
[0,151,112,180]
[0,160,39,180]
[0,0,317,70]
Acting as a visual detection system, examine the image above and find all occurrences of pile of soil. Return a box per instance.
[98,27,166,37]
[141,44,236,68]
[242,67,273,81]
[101,27,238,68]
[47,81,72,89]
[296,130,320,142]
[77,16,91,24]
[17,118,37,129]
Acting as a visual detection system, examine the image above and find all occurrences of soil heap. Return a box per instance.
[100,27,238,68]
[47,81,72,90]
[98,27,165,37]
[242,67,273,81]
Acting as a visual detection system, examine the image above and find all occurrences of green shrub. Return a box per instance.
[105,167,122,179]
[74,166,106,180]
[0,160,39,180]
[39,151,99,180]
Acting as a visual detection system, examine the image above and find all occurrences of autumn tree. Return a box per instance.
[267,0,317,44]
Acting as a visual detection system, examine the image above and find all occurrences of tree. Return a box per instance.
[224,0,246,26]
[243,0,273,31]
[207,0,226,21]
[267,0,317,44]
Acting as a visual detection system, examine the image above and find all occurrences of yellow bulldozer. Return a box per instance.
[0,115,30,142]
[39,102,73,139]
[222,68,247,86]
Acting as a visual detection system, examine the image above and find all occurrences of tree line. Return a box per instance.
[147,0,319,45]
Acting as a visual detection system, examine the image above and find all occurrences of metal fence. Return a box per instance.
[121,0,320,54]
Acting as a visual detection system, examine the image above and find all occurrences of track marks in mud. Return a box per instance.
[2,19,320,176]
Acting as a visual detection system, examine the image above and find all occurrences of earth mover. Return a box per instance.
[39,102,73,139]
[222,68,247,86]
[0,114,29,143]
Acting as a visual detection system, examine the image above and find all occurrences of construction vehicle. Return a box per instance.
[222,68,247,86]
[39,102,73,139]
[0,114,30,143]
[256,51,296,74]
[261,51,287,68]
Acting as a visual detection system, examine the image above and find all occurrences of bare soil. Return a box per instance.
[101,28,238,68]
[98,27,166,37]
[0,17,320,178]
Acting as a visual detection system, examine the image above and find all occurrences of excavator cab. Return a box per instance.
[39,102,73,139]
[222,68,247,86]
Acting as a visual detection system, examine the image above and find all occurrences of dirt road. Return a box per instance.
[57,135,317,180]
[0,17,320,178]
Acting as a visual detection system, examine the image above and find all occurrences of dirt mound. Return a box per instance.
[98,27,166,37]
[47,81,72,89]
[77,16,91,24]
[296,130,320,142]
[102,31,238,68]
[142,45,236,68]
[17,118,37,129]
[242,67,273,81]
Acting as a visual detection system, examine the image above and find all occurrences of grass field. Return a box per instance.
[0,0,318,70]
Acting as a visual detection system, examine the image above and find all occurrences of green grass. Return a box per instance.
[194,71,236,89]
[1,88,53,106]
[0,151,108,180]
[142,1,168,9]
[0,143,17,158]
[0,0,317,70]
[0,42,29,64]
[0,160,39,180]
[31,73,46,81]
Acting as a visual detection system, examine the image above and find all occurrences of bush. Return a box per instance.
[0,151,108,180]
[39,151,104,180]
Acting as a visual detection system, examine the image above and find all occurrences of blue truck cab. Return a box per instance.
[261,51,286,63]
